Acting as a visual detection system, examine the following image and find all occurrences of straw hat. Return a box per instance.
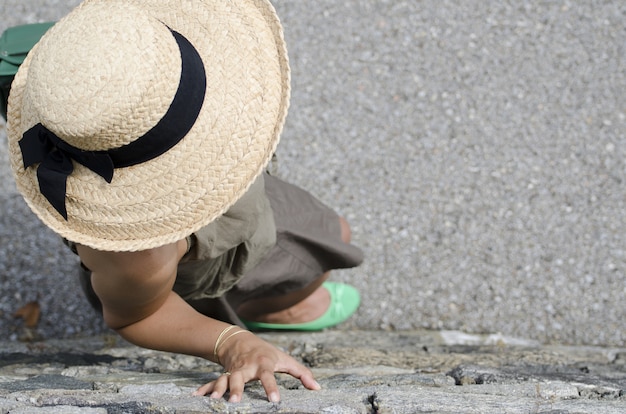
[7,0,289,251]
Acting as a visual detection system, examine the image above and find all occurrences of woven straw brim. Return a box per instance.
[7,0,289,251]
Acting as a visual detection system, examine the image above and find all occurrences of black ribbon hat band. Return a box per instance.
[19,29,207,219]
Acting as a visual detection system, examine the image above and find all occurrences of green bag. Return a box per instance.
[0,22,55,120]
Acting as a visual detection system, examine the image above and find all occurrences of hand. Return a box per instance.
[192,331,320,403]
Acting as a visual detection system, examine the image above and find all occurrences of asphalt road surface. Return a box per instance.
[1,0,624,346]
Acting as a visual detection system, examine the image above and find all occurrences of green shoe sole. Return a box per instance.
[242,282,360,331]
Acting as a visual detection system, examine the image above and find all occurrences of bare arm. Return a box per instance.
[75,241,319,402]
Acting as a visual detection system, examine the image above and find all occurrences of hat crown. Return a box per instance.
[23,1,181,151]
[8,0,290,251]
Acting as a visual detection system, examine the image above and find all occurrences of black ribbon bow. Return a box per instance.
[19,124,114,219]
[16,29,205,221]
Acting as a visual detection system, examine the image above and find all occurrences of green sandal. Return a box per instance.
[242,282,360,331]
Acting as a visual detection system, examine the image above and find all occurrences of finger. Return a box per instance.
[297,369,321,391]
[209,375,230,399]
[192,380,216,396]
[279,359,320,391]
[259,369,280,403]
[227,371,246,403]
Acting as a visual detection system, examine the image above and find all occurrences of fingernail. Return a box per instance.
[313,380,322,390]
[269,392,280,403]
[210,392,219,399]
[191,391,200,396]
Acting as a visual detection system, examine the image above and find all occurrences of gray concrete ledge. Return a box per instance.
[0,330,624,413]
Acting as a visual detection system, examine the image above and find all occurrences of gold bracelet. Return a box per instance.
[213,325,238,364]
[215,329,250,357]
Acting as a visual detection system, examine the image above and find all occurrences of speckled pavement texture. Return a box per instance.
[0,3,625,411]
[0,0,624,353]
